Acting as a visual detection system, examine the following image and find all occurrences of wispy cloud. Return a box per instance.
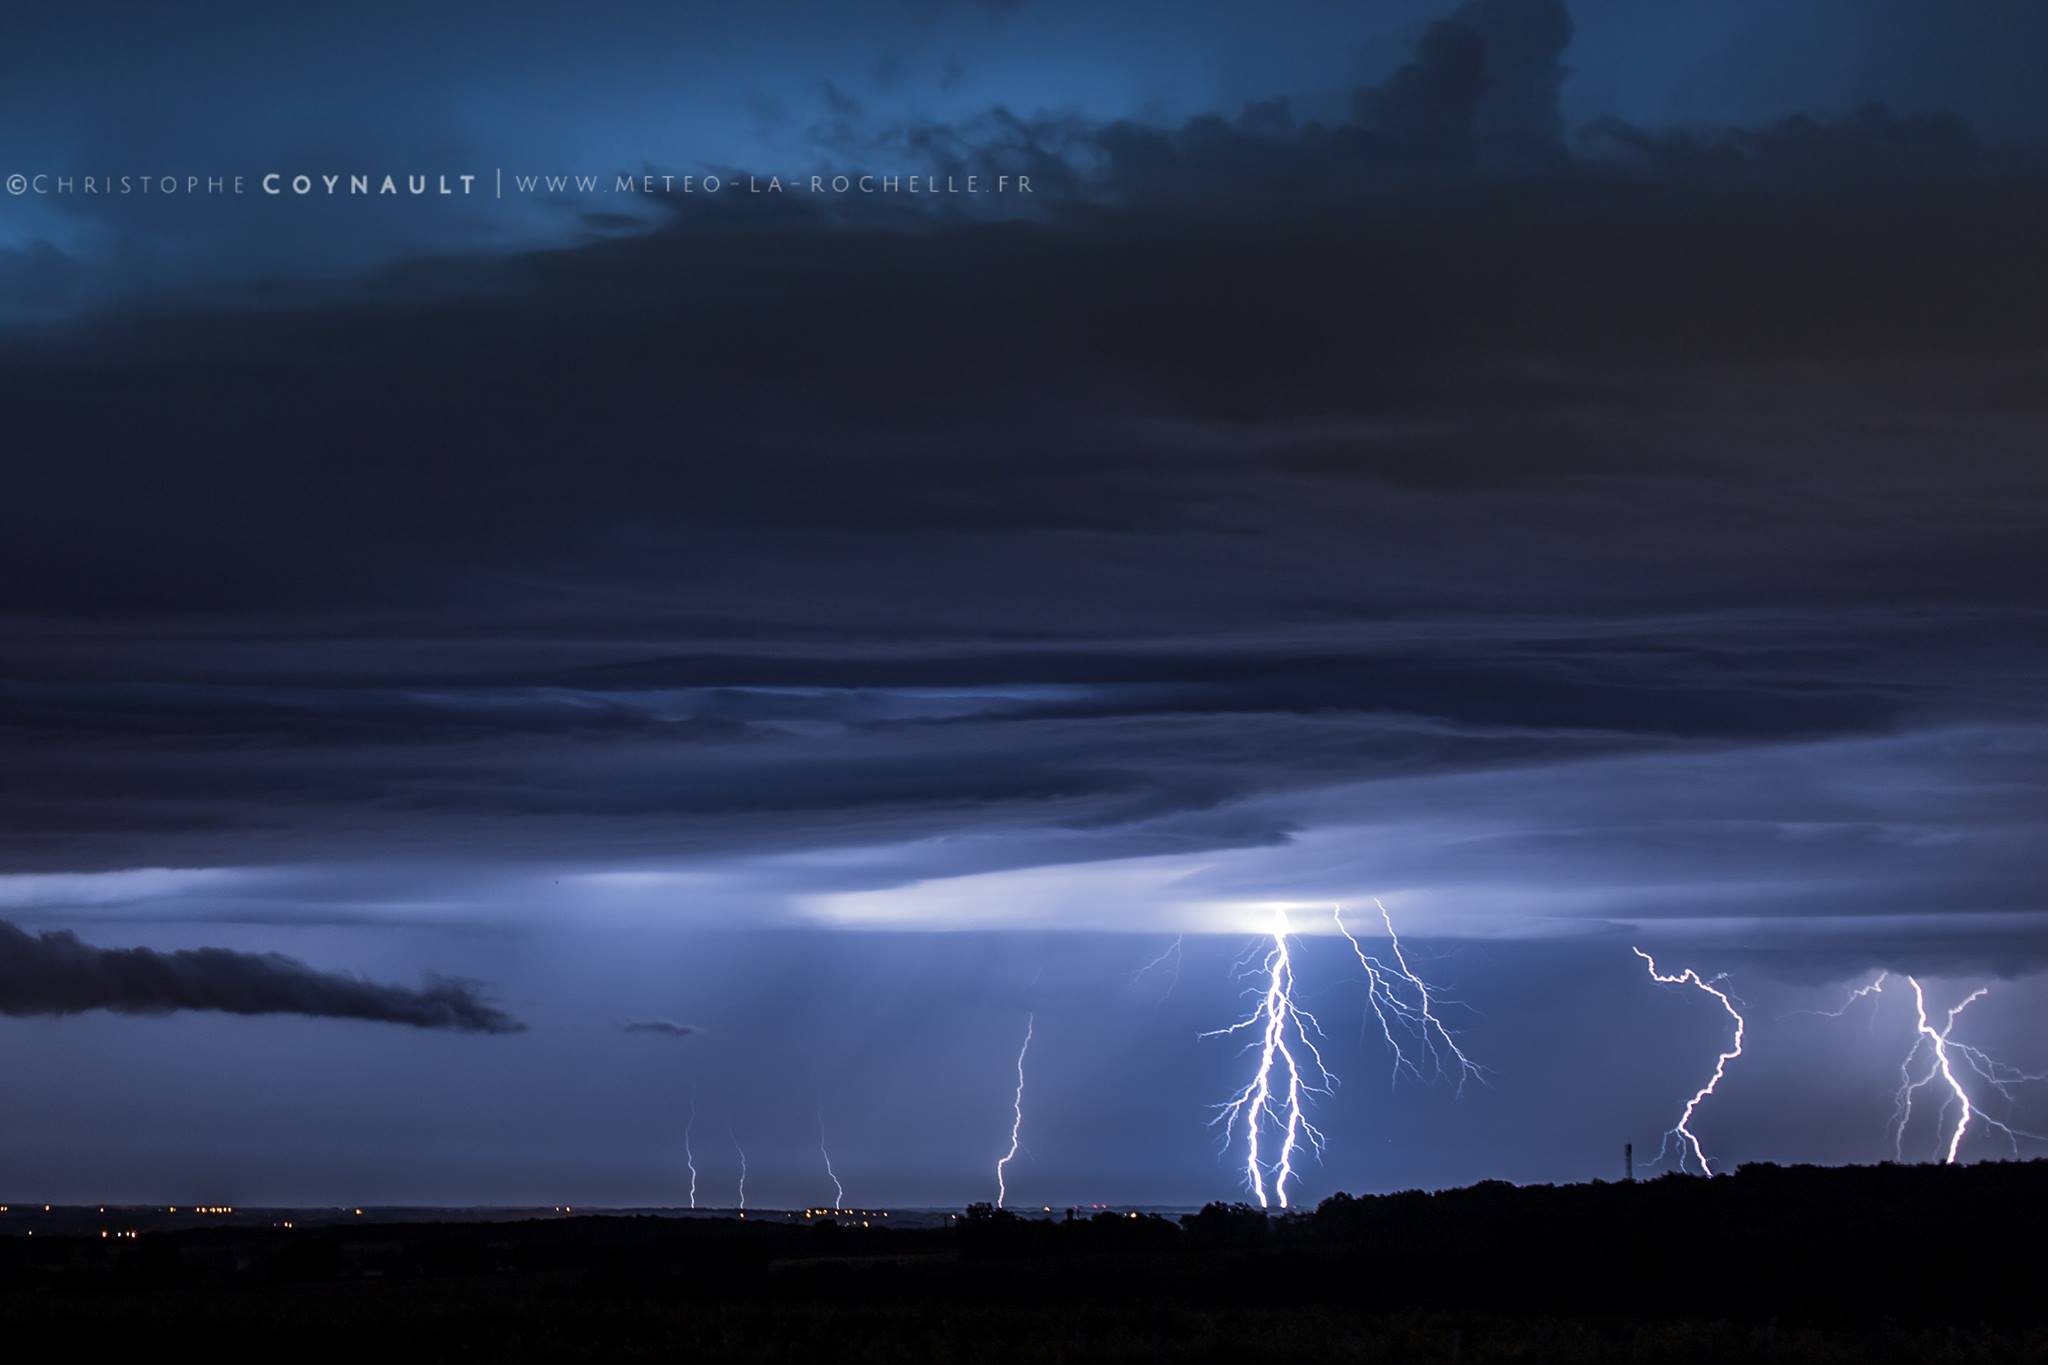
[620,1018,700,1038]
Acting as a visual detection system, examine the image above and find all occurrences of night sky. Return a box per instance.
[5,0,2048,1209]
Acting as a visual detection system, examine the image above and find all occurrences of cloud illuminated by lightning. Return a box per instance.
[1634,947,1745,1177]
[1201,907,1333,1210]
[995,1013,1034,1208]
[1332,901,1487,1094]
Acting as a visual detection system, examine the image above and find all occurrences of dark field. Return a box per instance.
[3,1162,2042,1362]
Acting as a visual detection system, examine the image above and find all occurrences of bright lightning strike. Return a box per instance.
[819,1113,845,1211]
[731,1128,747,1211]
[1795,972,2048,1165]
[995,1013,1034,1208]
[1332,901,1487,1094]
[1889,977,2048,1164]
[1634,947,1746,1177]
[1895,978,1984,1165]
[1200,907,1333,1210]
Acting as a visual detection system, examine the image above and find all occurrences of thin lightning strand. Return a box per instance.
[1132,935,1185,1000]
[1634,947,1746,1177]
[995,1013,1034,1208]
[730,1128,747,1211]
[819,1113,845,1211]
[1950,1038,2048,1146]
[1780,971,1888,1023]
[684,1087,698,1211]
[1200,907,1333,1210]
[1332,901,1487,1094]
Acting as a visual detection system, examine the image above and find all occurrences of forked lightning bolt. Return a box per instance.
[1333,901,1487,1094]
[1635,947,1746,1176]
[1890,976,2048,1164]
[1795,972,2048,1164]
[1201,907,1333,1209]
[995,1013,1034,1208]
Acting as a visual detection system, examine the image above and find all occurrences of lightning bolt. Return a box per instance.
[1132,935,1185,1000]
[1889,977,2048,1164]
[730,1128,747,1211]
[1895,978,1984,1165]
[1634,947,1746,1176]
[1793,972,2047,1165]
[995,1013,1034,1208]
[1200,907,1333,1210]
[684,1087,698,1211]
[1781,971,1888,1022]
[819,1111,845,1211]
[1332,901,1487,1094]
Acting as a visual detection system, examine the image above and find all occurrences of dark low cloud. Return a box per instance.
[620,1018,699,1038]
[0,919,524,1032]
[1,1,2045,975]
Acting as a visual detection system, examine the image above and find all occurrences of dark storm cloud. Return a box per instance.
[1668,0,2048,139]
[1345,0,1573,169]
[3,1,2047,973]
[0,919,524,1031]
[620,1018,699,1037]
[820,0,1580,199]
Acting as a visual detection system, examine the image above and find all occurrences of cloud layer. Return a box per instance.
[3,1,2046,970]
